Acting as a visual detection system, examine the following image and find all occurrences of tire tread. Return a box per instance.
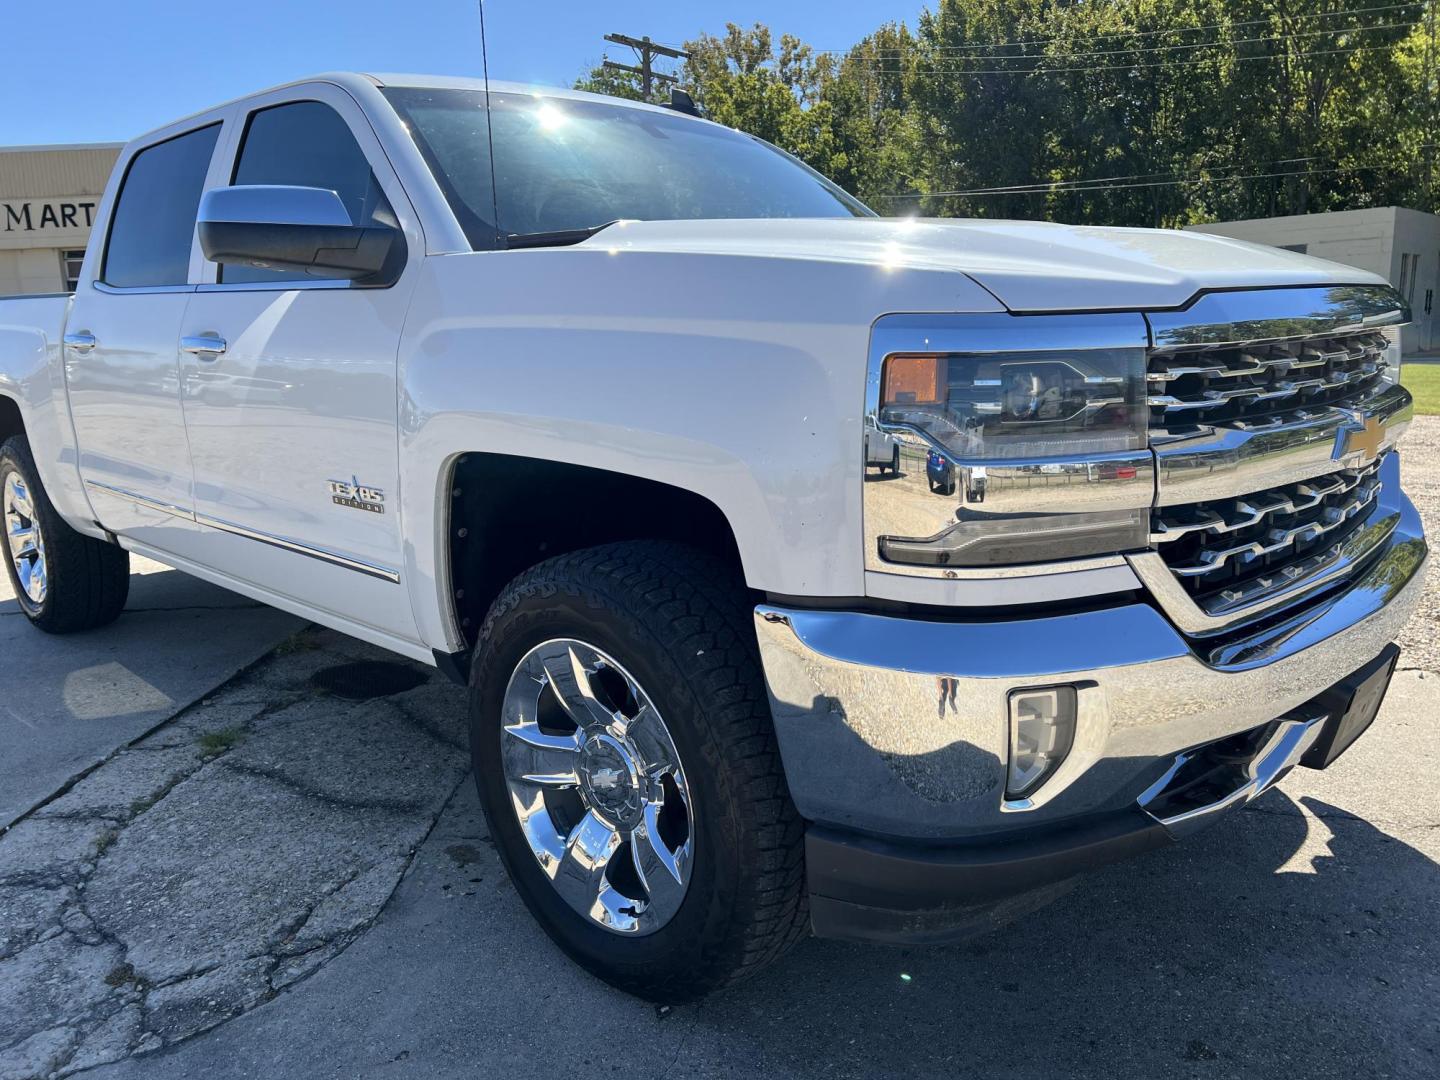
[1,435,128,634]
[473,541,808,998]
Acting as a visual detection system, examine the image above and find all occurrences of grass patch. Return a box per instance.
[197,726,245,758]
[274,628,323,656]
[1402,364,1440,415]
[103,962,136,988]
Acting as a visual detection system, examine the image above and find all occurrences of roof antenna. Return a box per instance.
[477,0,501,248]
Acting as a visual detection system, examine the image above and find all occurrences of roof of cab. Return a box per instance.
[126,71,706,147]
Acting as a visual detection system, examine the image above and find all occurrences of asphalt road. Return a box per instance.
[0,557,299,827]
[83,672,1440,1080]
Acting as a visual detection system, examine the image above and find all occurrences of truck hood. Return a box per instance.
[590,217,1387,313]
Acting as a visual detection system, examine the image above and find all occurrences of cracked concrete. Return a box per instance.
[0,557,301,827]
[0,629,466,1078]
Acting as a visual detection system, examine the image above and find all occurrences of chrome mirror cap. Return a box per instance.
[197,185,402,284]
[198,185,353,228]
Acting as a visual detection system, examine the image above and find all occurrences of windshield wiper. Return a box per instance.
[504,220,621,250]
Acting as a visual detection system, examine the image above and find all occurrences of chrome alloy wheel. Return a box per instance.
[3,470,46,607]
[500,639,695,935]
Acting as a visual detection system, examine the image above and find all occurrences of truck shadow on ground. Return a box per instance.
[707,790,1438,1079]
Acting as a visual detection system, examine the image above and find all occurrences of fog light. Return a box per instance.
[1007,687,1077,799]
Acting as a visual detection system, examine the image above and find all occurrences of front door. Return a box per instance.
[65,123,222,550]
[177,90,421,641]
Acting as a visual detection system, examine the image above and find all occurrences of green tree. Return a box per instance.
[681,24,842,166]
[572,2,1440,226]
[573,61,665,104]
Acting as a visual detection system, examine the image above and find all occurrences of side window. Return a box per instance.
[222,100,392,284]
[102,124,221,289]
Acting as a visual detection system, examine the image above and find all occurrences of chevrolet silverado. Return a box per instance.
[0,73,1424,1001]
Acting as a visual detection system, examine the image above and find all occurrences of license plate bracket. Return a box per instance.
[1299,643,1400,770]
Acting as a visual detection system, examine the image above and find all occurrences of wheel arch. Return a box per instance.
[442,453,751,650]
[0,394,24,447]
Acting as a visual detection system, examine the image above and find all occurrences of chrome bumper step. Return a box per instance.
[1138,714,1327,838]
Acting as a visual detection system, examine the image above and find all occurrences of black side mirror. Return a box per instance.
[197,185,403,283]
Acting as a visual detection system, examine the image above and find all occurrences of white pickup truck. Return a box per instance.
[0,73,1426,1001]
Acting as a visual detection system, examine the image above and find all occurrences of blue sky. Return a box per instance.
[1,1,927,146]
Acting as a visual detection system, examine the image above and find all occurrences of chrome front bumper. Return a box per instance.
[754,475,1426,843]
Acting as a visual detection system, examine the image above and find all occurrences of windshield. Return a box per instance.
[382,87,873,249]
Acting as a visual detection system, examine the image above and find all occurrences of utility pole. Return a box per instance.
[1427,0,1437,208]
[602,33,689,99]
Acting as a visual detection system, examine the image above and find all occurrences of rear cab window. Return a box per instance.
[102,124,221,289]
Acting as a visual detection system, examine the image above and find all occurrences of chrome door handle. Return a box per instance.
[63,331,97,352]
[181,335,227,359]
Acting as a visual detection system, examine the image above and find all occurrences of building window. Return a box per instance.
[61,250,86,292]
[1399,252,1419,302]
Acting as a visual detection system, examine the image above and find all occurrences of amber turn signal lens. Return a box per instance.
[883,354,942,406]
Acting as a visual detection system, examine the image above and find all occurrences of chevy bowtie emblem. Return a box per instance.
[1338,415,1386,465]
[590,767,623,791]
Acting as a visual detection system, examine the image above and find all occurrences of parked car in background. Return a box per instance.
[0,73,1424,1002]
[926,448,955,494]
[865,416,901,474]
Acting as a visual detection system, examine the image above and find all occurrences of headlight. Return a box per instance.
[865,313,1153,574]
[882,351,1144,456]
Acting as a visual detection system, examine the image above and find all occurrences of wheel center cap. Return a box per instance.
[579,734,640,825]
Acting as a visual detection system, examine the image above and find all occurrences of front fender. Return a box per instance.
[395,248,1004,652]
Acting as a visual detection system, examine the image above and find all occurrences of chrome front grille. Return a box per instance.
[1148,329,1389,434]
[1151,456,1385,616]
[1127,285,1411,634]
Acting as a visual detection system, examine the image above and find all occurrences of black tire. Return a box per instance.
[1,435,129,633]
[890,445,900,475]
[469,541,807,1001]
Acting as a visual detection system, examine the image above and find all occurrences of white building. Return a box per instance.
[1187,207,1440,354]
[1,143,122,296]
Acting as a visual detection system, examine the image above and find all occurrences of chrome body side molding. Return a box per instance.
[83,479,190,520]
[83,480,401,584]
[195,513,402,584]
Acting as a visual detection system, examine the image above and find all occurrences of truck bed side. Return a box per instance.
[0,294,101,536]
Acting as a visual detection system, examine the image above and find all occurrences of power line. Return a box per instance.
[884,157,1333,196]
[817,1,1422,56]
[856,40,1407,77]
[844,19,1417,66]
[875,159,1427,199]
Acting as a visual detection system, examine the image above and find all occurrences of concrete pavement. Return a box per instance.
[0,629,468,1077]
[0,557,300,827]
[2,640,1435,1078]
[64,671,1439,1080]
